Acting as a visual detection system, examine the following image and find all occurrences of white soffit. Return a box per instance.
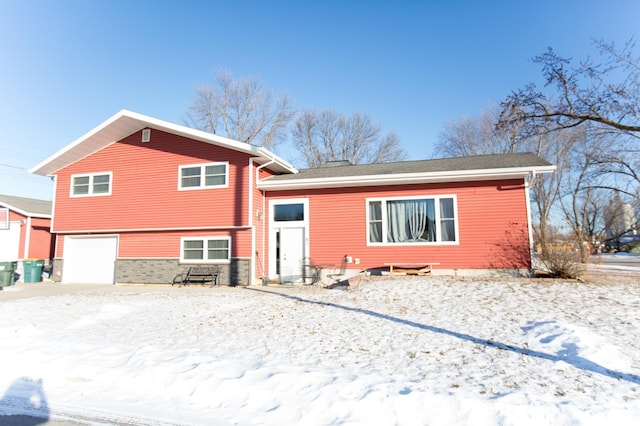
[30,110,297,176]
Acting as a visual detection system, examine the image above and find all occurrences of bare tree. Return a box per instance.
[292,109,406,168]
[554,129,623,260]
[500,39,640,139]
[527,129,580,250]
[435,105,523,157]
[185,70,294,148]
[434,105,579,249]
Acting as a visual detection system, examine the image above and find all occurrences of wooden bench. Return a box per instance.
[172,266,220,287]
[384,262,440,276]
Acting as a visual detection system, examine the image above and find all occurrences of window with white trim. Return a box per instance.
[179,162,228,190]
[180,237,231,263]
[367,196,457,244]
[0,207,8,230]
[71,172,112,197]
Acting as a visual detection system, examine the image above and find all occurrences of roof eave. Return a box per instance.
[256,147,298,174]
[30,109,297,176]
[258,165,556,191]
[0,203,51,218]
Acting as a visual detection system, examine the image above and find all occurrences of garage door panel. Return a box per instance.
[0,222,20,261]
[64,236,117,284]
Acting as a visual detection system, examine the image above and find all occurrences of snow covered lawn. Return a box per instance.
[1,275,639,425]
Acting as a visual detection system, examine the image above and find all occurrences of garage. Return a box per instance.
[64,236,118,284]
[0,222,21,261]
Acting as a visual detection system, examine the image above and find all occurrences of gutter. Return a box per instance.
[258,165,557,191]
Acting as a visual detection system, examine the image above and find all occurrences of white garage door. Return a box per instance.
[0,222,20,261]
[64,236,118,284]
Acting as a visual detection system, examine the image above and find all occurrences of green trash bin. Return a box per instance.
[0,261,17,287]
[23,259,45,283]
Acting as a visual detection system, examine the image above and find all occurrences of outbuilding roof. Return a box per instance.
[0,194,52,218]
[258,152,555,190]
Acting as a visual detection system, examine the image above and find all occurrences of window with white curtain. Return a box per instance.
[367,196,457,244]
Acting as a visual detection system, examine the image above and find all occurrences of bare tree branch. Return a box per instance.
[499,40,640,139]
[291,109,406,167]
[184,70,294,148]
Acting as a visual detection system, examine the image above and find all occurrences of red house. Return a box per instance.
[30,110,555,285]
[0,194,55,275]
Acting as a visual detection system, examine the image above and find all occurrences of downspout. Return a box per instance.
[525,171,536,271]
[249,158,255,285]
[255,157,277,282]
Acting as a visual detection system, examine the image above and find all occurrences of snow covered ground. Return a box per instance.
[0,272,639,425]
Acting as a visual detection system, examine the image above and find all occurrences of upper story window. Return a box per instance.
[179,162,228,190]
[70,172,112,197]
[367,195,458,245]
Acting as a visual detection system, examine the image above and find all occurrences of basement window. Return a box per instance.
[180,237,231,263]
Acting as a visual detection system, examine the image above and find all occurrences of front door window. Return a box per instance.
[269,200,309,283]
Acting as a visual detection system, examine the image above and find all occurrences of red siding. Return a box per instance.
[118,229,252,258]
[5,210,54,260]
[56,228,253,259]
[27,216,55,259]
[265,179,531,270]
[254,163,269,277]
[53,129,254,232]
[8,210,28,258]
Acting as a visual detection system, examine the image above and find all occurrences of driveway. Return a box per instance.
[0,282,117,301]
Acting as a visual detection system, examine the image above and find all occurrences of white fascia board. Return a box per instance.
[258,165,557,191]
[30,110,128,176]
[0,203,51,219]
[256,147,298,174]
[30,109,296,176]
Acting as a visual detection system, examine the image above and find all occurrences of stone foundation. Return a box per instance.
[52,258,251,286]
[115,258,251,286]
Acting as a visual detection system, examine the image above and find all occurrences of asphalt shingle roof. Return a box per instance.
[264,152,553,182]
[0,194,52,216]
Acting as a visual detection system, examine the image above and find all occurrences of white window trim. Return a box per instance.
[0,207,8,230]
[178,161,229,191]
[365,194,459,246]
[70,172,113,197]
[180,236,231,264]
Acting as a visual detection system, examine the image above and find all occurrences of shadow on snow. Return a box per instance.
[247,287,640,386]
[0,377,50,425]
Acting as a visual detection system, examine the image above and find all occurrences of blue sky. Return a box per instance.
[1,0,638,201]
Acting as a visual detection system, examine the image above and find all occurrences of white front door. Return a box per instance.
[280,227,305,283]
[64,236,118,284]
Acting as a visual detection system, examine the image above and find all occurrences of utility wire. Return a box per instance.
[0,163,26,170]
